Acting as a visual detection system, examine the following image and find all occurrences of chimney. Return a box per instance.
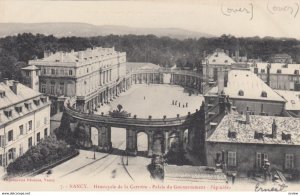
[217,69,225,95]
[267,63,271,86]
[12,80,19,95]
[60,52,64,62]
[246,111,250,124]
[225,50,229,56]
[272,119,277,138]
[235,50,239,62]
[3,78,9,85]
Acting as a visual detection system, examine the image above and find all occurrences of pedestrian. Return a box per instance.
[183,105,185,108]
[179,103,181,107]
[144,96,145,100]
[172,100,174,105]
[186,102,188,107]
[232,173,236,184]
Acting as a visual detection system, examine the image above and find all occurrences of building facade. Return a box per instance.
[0,79,51,170]
[206,113,300,178]
[250,62,300,91]
[28,47,126,114]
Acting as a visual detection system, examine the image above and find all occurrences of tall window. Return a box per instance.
[37,132,40,143]
[19,125,24,135]
[28,137,33,148]
[50,82,55,94]
[28,120,32,131]
[256,153,268,168]
[285,154,294,169]
[59,82,64,95]
[44,128,48,137]
[51,69,55,75]
[8,148,16,160]
[8,130,13,142]
[69,70,73,75]
[228,151,236,167]
[41,84,46,93]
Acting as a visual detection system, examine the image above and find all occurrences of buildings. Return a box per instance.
[250,62,300,91]
[271,54,293,64]
[202,49,236,82]
[206,113,300,177]
[0,79,51,170]
[27,47,126,114]
[275,90,300,117]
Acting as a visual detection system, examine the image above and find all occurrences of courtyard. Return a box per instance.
[97,84,204,118]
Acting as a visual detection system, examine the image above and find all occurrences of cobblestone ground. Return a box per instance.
[97,84,204,118]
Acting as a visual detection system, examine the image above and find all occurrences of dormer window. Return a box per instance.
[224,60,228,63]
[25,102,32,110]
[34,99,40,106]
[238,90,244,96]
[254,131,264,139]
[15,105,22,113]
[261,91,267,98]
[228,130,237,138]
[277,69,282,73]
[282,132,291,141]
[0,90,5,98]
[4,109,12,118]
[294,70,299,75]
[41,96,48,103]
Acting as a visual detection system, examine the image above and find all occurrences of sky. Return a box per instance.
[0,0,300,38]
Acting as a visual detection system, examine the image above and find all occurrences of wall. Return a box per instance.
[206,142,300,175]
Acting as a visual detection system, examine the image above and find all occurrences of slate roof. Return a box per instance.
[250,62,300,75]
[207,114,300,145]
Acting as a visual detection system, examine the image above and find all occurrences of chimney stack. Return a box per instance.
[267,63,271,86]
[12,80,19,95]
[272,119,277,138]
[235,50,239,62]
[246,111,250,124]
[3,78,9,85]
[217,69,225,94]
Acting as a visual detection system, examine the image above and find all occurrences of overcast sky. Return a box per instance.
[1,0,300,38]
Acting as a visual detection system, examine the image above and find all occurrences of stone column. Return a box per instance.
[126,128,137,156]
[164,131,169,154]
[98,126,112,152]
[147,131,153,157]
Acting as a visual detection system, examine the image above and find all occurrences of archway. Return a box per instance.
[168,132,179,152]
[183,129,189,151]
[137,132,148,156]
[152,132,164,155]
[90,127,99,146]
[111,127,126,150]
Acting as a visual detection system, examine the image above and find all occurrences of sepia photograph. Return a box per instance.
[0,0,300,193]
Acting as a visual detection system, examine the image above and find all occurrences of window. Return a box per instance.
[0,135,4,147]
[50,82,55,94]
[43,68,46,75]
[256,153,268,168]
[261,91,267,97]
[51,69,55,75]
[34,99,40,106]
[238,90,244,96]
[19,125,24,135]
[59,82,64,94]
[285,154,294,169]
[261,69,265,73]
[25,102,32,110]
[295,70,299,75]
[44,117,47,125]
[4,110,12,118]
[277,69,282,73]
[28,120,32,131]
[44,128,48,137]
[69,70,73,75]
[8,130,13,142]
[8,148,16,160]
[28,137,32,148]
[15,106,22,113]
[228,151,236,167]
[41,84,46,93]
[37,132,40,143]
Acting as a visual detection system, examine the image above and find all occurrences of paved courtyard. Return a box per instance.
[97,84,204,118]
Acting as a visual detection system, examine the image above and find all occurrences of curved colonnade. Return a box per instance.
[63,68,205,156]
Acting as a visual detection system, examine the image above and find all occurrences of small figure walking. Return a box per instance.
[183,105,185,108]
[172,100,174,105]
[186,102,188,107]
[144,96,145,100]
[179,102,181,107]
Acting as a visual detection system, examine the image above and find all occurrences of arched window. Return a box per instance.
[261,91,267,97]
[238,90,244,96]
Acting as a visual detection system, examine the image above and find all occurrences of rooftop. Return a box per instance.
[207,114,300,145]
[250,62,300,75]
[205,70,285,102]
[0,80,41,109]
[21,65,40,71]
[205,50,236,65]
[29,47,125,67]
[126,62,160,72]
[275,90,300,111]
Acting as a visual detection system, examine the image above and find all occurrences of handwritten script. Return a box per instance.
[267,0,299,18]
[221,3,254,20]
[255,183,288,192]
